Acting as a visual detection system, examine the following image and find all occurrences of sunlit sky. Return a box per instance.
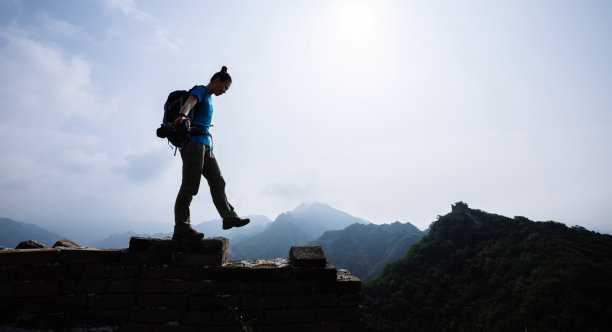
[1,0,611,235]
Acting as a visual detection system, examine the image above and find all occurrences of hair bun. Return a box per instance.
[221,66,228,73]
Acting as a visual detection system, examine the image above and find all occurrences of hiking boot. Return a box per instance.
[222,217,250,230]
[172,226,204,241]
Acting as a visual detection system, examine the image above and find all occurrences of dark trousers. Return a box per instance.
[174,143,238,228]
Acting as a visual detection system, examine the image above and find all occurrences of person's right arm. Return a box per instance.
[174,95,198,126]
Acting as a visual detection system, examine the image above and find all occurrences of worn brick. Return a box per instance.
[138,279,164,293]
[163,279,214,295]
[291,295,316,308]
[241,295,266,310]
[90,309,130,325]
[264,281,313,295]
[241,309,265,322]
[14,312,64,329]
[210,310,234,325]
[210,294,240,309]
[141,265,192,280]
[265,309,315,324]
[107,279,137,293]
[88,293,136,309]
[52,239,80,248]
[336,279,361,294]
[15,240,50,249]
[283,322,342,332]
[213,281,263,295]
[264,296,290,309]
[0,266,17,282]
[56,248,121,264]
[15,295,86,313]
[14,281,61,298]
[16,265,63,281]
[171,252,225,267]
[150,324,198,332]
[190,295,214,310]
[0,310,16,325]
[69,279,108,294]
[196,327,227,332]
[182,310,211,325]
[0,249,59,266]
[120,249,172,265]
[338,293,361,307]
[250,326,276,332]
[107,279,164,293]
[60,264,85,279]
[83,264,140,279]
[291,264,338,282]
[0,283,14,299]
[240,267,291,282]
[314,281,338,294]
[316,293,338,307]
[340,320,364,332]
[130,308,182,323]
[137,293,188,308]
[289,246,327,268]
[61,310,91,327]
[191,266,237,281]
[133,236,228,254]
[119,323,151,332]
[316,307,363,322]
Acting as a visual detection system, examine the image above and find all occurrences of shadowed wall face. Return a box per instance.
[0,239,363,331]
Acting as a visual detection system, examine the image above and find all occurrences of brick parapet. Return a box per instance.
[0,240,362,331]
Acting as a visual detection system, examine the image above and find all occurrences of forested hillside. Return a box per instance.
[363,205,612,331]
[308,221,424,281]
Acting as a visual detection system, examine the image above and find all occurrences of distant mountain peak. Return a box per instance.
[292,202,332,213]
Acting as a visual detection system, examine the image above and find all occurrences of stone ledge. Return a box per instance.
[0,249,59,266]
[290,246,327,267]
[129,236,228,254]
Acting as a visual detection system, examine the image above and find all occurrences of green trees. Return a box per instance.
[363,207,612,331]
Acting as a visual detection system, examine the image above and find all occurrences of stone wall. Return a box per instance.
[0,238,362,331]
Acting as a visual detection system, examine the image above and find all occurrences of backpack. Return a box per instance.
[156,86,201,149]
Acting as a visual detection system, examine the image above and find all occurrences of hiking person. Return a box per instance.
[172,66,249,241]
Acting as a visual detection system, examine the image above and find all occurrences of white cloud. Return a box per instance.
[0,27,110,123]
[37,12,91,42]
[151,27,183,54]
[103,0,153,22]
[100,0,182,55]
[61,149,109,172]
[0,22,128,225]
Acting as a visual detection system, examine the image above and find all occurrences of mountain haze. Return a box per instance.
[0,217,65,247]
[291,202,369,239]
[86,215,273,249]
[229,203,367,259]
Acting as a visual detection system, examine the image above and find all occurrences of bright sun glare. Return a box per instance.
[312,1,399,97]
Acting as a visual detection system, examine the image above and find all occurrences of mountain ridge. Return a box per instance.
[308,221,424,281]
[363,203,612,331]
[0,217,65,247]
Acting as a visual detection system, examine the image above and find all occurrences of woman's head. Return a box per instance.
[210,66,232,83]
[208,66,232,96]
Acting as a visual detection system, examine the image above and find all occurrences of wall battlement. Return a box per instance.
[0,237,362,331]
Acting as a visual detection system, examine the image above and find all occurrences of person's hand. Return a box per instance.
[174,114,189,127]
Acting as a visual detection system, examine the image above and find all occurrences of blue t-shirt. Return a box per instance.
[188,85,212,146]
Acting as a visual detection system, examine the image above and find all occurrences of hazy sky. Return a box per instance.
[0,0,610,233]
